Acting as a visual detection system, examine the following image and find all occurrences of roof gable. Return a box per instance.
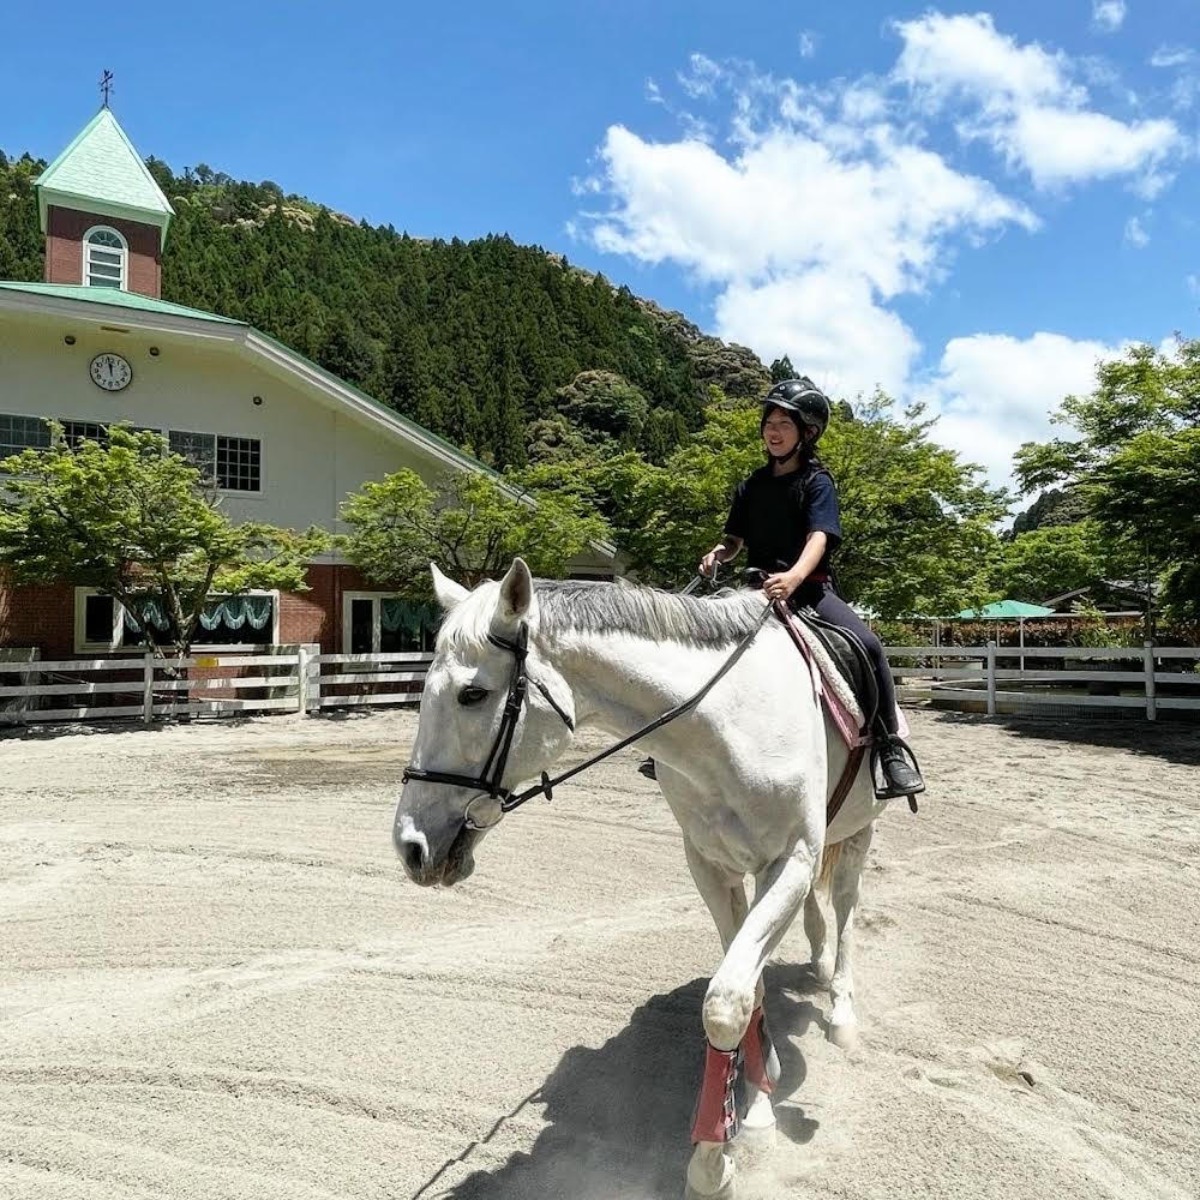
[36,110,174,235]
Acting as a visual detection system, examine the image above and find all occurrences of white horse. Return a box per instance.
[393,559,891,1200]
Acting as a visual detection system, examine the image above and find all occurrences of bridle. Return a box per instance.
[401,598,775,831]
[401,624,574,826]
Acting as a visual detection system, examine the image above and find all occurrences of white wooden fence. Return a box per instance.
[1,642,1197,727]
[0,649,433,725]
[887,642,1200,719]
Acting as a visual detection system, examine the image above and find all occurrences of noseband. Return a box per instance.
[401,600,776,830]
[401,623,575,824]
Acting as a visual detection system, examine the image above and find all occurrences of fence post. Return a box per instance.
[297,646,308,716]
[986,641,997,716]
[142,652,155,725]
[1144,641,1157,722]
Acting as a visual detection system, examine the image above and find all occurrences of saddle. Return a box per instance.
[790,606,880,733]
[770,600,912,821]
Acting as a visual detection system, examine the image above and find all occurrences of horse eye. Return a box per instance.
[457,686,489,706]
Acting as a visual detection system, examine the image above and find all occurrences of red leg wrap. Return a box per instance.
[740,1007,780,1095]
[690,1042,740,1144]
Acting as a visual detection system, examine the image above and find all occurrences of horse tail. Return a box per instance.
[817,840,842,890]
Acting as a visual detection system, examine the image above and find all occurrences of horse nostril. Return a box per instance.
[395,816,430,876]
[402,841,425,875]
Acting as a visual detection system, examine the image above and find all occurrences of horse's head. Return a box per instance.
[393,558,577,887]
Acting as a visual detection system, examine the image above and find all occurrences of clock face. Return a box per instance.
[89,352,133,392]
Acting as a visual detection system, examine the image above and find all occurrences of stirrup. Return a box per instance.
[637,757,657,780]
[871,735,924,811]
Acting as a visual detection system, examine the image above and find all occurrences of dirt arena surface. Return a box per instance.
[1,707,1197,1200]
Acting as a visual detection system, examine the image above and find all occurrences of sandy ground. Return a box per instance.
[0,707,1197,1200]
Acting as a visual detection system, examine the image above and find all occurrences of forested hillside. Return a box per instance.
[0,150,768,467]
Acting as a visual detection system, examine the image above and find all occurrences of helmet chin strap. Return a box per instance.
[768,443,804,466]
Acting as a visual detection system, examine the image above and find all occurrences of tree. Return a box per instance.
[769,355,796,383]
[994,522,1109,603]
[554,370,650,444]
[822,392,1006,616]
[339,469,609,592]
[1014,338,1200,622]
[0,426,327,657]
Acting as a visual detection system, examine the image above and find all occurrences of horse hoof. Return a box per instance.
[684,1181,736,1200]
[733,1118,776,1165]
[828,1020,858,1050]
[685,1152,736,1200]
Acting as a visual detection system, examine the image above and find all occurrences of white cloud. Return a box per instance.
[893,12,1073,107]
[575,22,1186,487]
[677,53,723,99]
[798,31,817,59]
[998,106,1179,189]
[1124,215,1149,247]
[918,333,1119,491]
[1092,0,1127,34]
[1187,274,1200,296]
[1150,45,1195,68]
[714,272,920,399]
[893,13,1182,189]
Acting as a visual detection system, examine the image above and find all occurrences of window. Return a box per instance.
[60,421,109,450]
[0,414,51,456]
[169,430,262,492]
[83,227,127,290]
[343,593,438,655]
[168,430,216,480]
[73,589,278,653]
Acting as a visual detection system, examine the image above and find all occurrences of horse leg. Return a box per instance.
[803,848,836,985]
[682,839,747,1200]
[826,823,873,1049]
[686,850,816,1200]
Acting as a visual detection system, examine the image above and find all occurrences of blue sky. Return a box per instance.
[3,0,1198,490]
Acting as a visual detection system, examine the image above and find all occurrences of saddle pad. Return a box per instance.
[782,609,865,731]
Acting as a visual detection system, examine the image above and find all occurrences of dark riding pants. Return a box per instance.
[796,582,898,735]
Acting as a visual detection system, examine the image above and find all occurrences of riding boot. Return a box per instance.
[874,736,925,801]
[637,757,658,780]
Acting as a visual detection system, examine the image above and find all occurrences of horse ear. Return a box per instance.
[430,563,469,611]
[498,557,536,623]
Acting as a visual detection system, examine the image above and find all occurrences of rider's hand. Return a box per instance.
[764,569,803,603]
[699,549,723,578]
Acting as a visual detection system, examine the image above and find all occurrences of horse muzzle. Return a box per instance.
[394,811,479,887]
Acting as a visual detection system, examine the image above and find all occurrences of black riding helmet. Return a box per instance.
[760,377,831,441]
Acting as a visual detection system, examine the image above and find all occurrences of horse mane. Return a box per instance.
[437,578,766,652]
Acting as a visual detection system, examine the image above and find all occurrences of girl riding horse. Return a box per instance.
[699,377,924,800]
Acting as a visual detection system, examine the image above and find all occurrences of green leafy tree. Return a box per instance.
[994,522,1109,603]
[769,355,797,383]
[1015,339,1200,622]
[554,370,650,444]
[822,392,1006,616]
[0,425,327,657]
[339,469,609,592]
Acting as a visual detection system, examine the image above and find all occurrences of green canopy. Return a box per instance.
[951,600,1056,619]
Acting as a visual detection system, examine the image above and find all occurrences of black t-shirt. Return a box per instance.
[723,461,843,577]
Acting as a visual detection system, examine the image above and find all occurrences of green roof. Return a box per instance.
[36,109,173,222]
[952,600,1057,619]
[0,282,245,325]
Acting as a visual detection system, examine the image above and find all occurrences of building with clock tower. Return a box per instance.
[0,107,616,668]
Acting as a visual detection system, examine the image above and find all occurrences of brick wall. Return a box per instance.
[280,564,373,653]
[45,206,162,298]
[1,565,389,660]
[0,581,76,660]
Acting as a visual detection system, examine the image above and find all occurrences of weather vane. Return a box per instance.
[99,70,114,109]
